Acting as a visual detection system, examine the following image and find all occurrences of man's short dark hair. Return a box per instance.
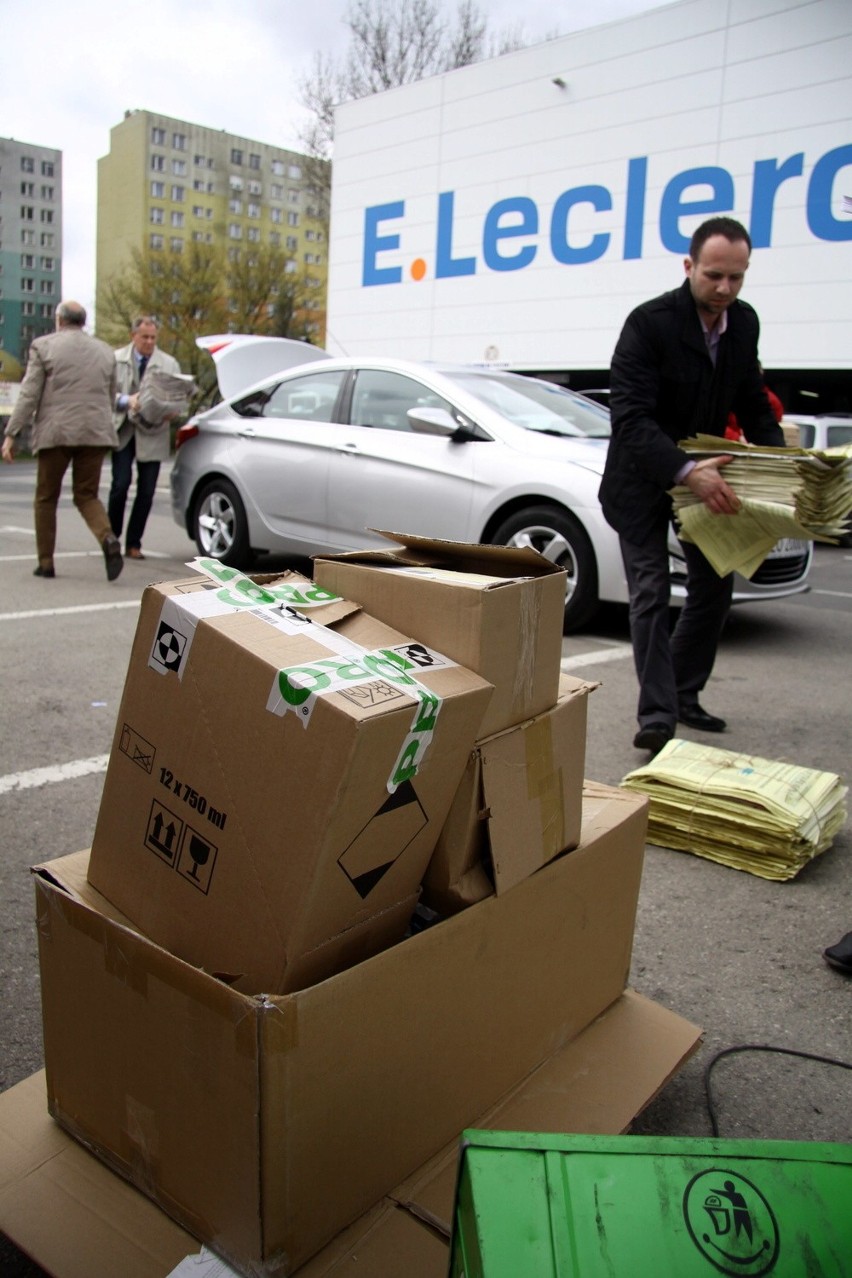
[689,217,752,261]
[131,315,159,332]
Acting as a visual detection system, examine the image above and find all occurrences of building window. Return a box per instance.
[172,186,185,203]
[228,247,240,262]
[21,229,35,245]
[194,154,206,166]
[249,153,261,170]
[151,155,165,172]
[41,161,54,177]
[21,253,35,268]
[172,132,187,150]
[270,208,282,224]
[192,230,204,242]
[171,211,185,227]
[192,178,206,191]
[41,185,54,200]
[230,148,243,165]
[21,181,35,197]
[192,205,205,218]
[229,175,243,192]
[269,231,281,246]
[40,279,54,294]
[150,234,164,249]
[247,226,260,242]
[22,301,36,314]
[289,190,300,204]
[40,232,54,248]
[39,303,53,317]
[205,208,213,219]
[288,164,302,180]
[21,156,35,173]
[285,260,297,274]
[40,256,54,270]
[228,197,242,214]
[286,236,297,250]
[40,210,54,223]
[172,159,187,176]
[22,278,35,292]
[150,207,164,224]
[170,237,184,252]
[151,127,166,145]
[248,202,260,218]
[270,183,283,200]
[271,159,284,176]
[151,180,165,197]
[228,223,242,240]
[248,179,262,196]
[287,212,299,227]
[21,205,34,220]
[305,229,316,241]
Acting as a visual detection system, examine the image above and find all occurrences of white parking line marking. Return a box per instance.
[813,589,852,599]
[0,601,140,622]
[561,643,633,670]
[0,755,110,796]
[0,526,35,536]
[0,549,171,563]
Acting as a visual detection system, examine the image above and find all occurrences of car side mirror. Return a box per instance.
[407,406,463,436]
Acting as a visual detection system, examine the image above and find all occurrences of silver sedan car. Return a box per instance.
[171,344,812,631]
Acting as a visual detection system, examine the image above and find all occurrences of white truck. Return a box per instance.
[326,0,852,415]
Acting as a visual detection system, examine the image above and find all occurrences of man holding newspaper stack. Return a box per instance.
[599,216,785,755]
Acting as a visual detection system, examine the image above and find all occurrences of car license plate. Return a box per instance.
[768,538,807,556]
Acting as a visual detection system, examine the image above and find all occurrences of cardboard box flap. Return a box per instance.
[0,994,701,1277]
[319,529,566,581]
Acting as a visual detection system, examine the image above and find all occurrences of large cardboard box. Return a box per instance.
[424,674,598,911]
[313,532,566,739]
[37,783,654,1277]
[86,565,492,994]
[0,993,703,1278]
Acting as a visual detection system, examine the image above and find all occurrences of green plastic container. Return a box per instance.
[449,1130,852,1276]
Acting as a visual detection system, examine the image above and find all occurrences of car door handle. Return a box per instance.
[337,441,361,454]
[237,426,257,438]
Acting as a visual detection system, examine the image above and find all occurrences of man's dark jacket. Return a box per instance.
[599,278,784,544]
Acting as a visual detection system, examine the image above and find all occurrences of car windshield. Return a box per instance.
[444,369,611,438]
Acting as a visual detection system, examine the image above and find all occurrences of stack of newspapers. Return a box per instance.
[622,739,848,881]
[670,435,852,577]
[133,369,197,430]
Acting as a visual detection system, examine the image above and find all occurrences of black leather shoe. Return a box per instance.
[33,565,56,578]
[823,932,852,975]
[678,703,727,732]
[103,534,124,582]
[633,723,673,754]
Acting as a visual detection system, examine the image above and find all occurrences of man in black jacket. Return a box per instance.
[599,216,785,754]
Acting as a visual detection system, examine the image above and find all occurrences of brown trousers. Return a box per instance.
[34,446,112,569]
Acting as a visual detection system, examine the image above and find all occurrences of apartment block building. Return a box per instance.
[96,110,328,340]
[0,137,63,375]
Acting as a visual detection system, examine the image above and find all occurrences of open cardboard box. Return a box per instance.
[30,783,698,1276]
[86,565,492,994]
[424,674,598,911]
[313,532,567,739]
[0,990,701,1278]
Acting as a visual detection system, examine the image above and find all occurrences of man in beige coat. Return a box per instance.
[108,315,181,560]
[1,300,123,580]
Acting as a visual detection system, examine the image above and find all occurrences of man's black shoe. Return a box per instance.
[823,931,852,975]
[33,565,56,578]
[633,723,672,754]
[103,534,124,582]
[678,703,727,733]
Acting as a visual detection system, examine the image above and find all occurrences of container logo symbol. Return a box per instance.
[683,1169,780,1274]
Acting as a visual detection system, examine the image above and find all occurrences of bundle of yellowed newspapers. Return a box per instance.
[670,435,852,578]
[621,739,848,880]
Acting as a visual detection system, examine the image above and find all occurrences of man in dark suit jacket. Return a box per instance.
[599,216,785,754]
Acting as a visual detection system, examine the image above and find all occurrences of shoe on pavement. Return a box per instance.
[823,931,852,975]
[127,547,146,560]
[678,703,727,732]
[33,565,56,578]
[103,534,124,582]
[633,723,673,754]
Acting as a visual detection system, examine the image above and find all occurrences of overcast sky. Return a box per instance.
[2,0,662,319]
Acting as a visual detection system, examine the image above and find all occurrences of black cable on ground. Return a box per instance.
[704,1043,852,1137]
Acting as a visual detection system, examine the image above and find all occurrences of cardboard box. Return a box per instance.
[424,675,598,911]
[37,783,653,1276]
[0,994,702,1278]
[86,566,492,994]
[313,532,566,739]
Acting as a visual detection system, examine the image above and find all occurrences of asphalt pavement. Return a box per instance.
[1,460,850,1275]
